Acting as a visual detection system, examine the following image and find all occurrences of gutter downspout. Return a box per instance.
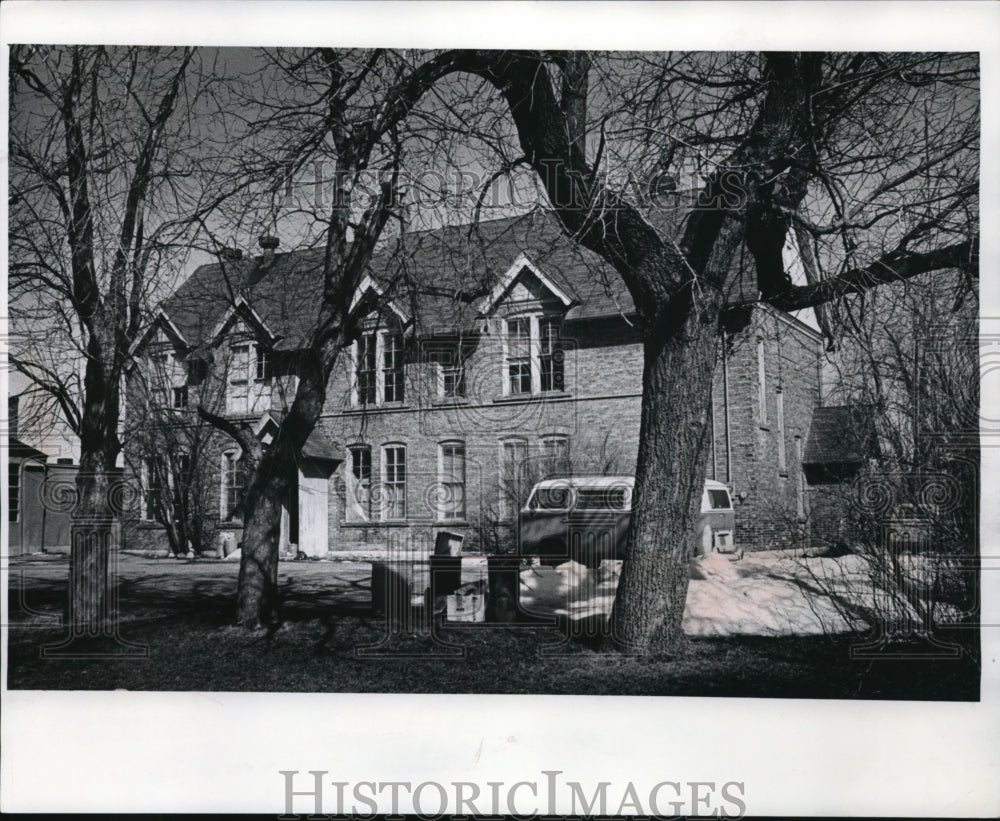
[722,331,732,486]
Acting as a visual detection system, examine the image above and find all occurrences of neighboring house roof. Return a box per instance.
[803,406,878,467]
[9,437,48,463]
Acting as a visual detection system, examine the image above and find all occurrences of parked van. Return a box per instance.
[519,476,735,567]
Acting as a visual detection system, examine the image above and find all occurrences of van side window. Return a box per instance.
[575,487,630,511]
[708,489,732,509]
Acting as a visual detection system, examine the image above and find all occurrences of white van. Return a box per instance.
[519,476,735,567]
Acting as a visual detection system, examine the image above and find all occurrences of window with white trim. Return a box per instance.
[229,344,250,384]
[381,444,406,521]
[540,434,570,477]
[353,330,405,406]
[539,317,564,392]
[503,314,565,396]
[144,458,162,521]
[499,438,528,519]
[506,318,532,395]
[438,441,466,521]
[221,451,247,521]
[255,346,272,381]
[346,445,372,523]
[149,350,187,409]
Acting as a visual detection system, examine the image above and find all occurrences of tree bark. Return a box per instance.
[608,293,722,652]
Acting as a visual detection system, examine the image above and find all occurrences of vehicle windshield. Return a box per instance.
[708,489,732,509]
[575,487,631,511]
[529,485,573,510]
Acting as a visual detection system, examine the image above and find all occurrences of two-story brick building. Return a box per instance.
[123,209,835,557]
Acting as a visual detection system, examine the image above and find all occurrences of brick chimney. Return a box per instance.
[259,235,279,263]
[218,247,243,261]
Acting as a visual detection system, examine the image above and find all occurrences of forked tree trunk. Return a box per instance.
[609,308,720,654]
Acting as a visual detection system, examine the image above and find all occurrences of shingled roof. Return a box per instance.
[158,205,760,351]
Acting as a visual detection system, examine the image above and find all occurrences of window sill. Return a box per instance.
[344,402,411,414]
[432,397,468,406]
[493,391,572,404]
[342,520,411,528]
[778,471,789,478]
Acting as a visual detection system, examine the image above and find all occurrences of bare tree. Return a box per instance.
[386,50,979,655]
[8,46,234,632]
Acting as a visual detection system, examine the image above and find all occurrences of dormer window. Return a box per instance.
[539,317,564,392]
[149,349,187,409]
[353,329,405,407]
[502,314,565,397]
[506,318,532,395]
[229,344,249,384]
[255,346,272,381]
[382,331,404,402]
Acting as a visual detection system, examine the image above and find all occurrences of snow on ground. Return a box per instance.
[518,551,894,636]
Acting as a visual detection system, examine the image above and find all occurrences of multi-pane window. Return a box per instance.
[539,318,564,392]
[255,346,272,381]
[499,438,528,519]
[356,333,377,405]
[221,451,246,521]
[504,315,565,396]
[230,345,250,384]
[381,445,406,521]
[355,330,404,405]
[383,332,404,403]
[442,364,466,398]
[346,445,372,522]
[144,458,162,521]
[8,463,20,523]
[172,386,189,409]
[506,318,532,395]
[540,434,570,476]
[438,442,466,521]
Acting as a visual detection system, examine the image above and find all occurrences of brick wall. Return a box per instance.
[124,294,832,556]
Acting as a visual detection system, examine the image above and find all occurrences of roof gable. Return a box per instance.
[478,253,575,316]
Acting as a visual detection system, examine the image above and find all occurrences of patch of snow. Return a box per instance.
[515,551,928,637]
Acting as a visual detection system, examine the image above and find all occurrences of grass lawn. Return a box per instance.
[5,555,980,699]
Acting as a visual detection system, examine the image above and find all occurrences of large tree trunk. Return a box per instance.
[235,452,292,626]
[609,308,720,654]
[67,347,121,636]
[233,356,331,627]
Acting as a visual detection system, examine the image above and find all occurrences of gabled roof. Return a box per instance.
[156,205,765,350]
[129,308,190,356]
[350,275,412,325]
[209,296,279,346]
[478,253,575,316]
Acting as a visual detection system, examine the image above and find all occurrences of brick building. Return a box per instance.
[123,210,840,557]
